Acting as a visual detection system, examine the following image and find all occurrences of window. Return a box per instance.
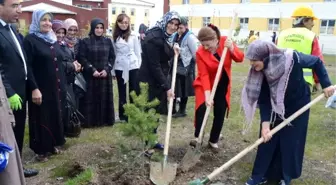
[131,8,135,16]
[112,7,116,15]
[204,0,211,3]
[270,0,281,2]
[76,4,92,9]
[241,0,250,3]
[203,17,211,26]
[145,9,149,17]
[121,7,126,14]
[320,20,335,35]
[268,18,279,31]
[324,0,336,2]
[131,24,135,31]
[182,0,190,4]
[240,18,249,29]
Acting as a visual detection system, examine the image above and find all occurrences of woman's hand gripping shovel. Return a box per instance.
[149,44,180,185]
[180,11,238,172]
[188,86,336,185]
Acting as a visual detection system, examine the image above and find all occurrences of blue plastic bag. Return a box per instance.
[0,142,13,173]
[325,91,336,109]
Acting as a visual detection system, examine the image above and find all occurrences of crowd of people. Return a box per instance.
[0,1,334,185]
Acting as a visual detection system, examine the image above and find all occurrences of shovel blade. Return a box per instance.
[150,161,177,185]
[180,146,202,172]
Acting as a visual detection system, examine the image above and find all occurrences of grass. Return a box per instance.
[23,55,336,184]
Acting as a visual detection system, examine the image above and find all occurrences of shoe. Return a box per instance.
[172,111,187,118]
[208,142,219,149]
[24,168,39,177]
[245,177,267,185]
[153,143,164,150]
[144,149,155,158]
[189,138,198,147]
[279,179,291,185]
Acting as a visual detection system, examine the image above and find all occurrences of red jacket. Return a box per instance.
[193,36,244,116]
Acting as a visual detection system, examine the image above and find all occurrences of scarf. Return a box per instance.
[241,40,294,132]
[64,18,78,48]
[29,10,56,44]
[147,11,180,45]
[52,20,67,45]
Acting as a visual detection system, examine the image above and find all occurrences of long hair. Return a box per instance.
[113,14,131,42]
[198,24,221,42]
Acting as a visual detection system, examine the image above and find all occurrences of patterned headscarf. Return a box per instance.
[29,9,56,44]
[148,11,180,43]
[241,40,294,132]
[64,18,78,48]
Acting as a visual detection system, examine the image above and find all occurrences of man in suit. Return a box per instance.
[0,0,39,177]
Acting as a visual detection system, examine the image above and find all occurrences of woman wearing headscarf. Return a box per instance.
[64,18,80,59]
[23,10,67,162]
[52,20,81,136]
[191,24,244,150]
[242,40,334,185]
[171,16,198,118]
[112,13,141,122]
[138,11,180,153]
[78,18,115,127]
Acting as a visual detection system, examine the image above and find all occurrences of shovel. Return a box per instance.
[180,12,238,172]
[188,92,330,185]
[150,47,180,185]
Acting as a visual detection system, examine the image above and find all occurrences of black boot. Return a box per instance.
[173,97,187,118]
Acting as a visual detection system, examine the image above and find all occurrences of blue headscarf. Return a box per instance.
[29,9,56,44]
[148,11,180,44]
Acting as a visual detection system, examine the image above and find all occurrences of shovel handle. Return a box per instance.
[163,53,179,156]
[207,93,326,180]
[197,12,238,144]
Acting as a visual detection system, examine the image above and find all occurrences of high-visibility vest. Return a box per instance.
[277,28,315,86]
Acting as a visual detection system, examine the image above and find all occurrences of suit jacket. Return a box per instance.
[0,23,36,100]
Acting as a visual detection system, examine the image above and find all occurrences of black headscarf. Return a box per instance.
[89,18,104,36]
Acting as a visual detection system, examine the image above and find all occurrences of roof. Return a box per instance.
[22,3,77,15]
[111,0,155,7]
[78,0,104,2]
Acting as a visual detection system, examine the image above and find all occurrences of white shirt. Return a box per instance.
[112,32,142,83]
[0,19,27,79]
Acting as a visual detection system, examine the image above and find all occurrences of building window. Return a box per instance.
[131,24,135,31]
[239,18,249,29]
[112,7,116,15]
[121,7,126,14]
[145,9,149,17]
[268,18,279,31]
[324,0,336,1]
[182,0,190,4]
[76,4,92,9]
[320,20,335,35]
[131,8,135,16]
[203,17,211,26]
[270,0,281,2]
[204,0,211,3]
[241,0,250,3]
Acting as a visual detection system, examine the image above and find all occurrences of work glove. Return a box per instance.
[8,94,22,111]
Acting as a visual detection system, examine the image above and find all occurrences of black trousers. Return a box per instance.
[12,101,27,155]
[115,69,139,121]
[194,73,228,143]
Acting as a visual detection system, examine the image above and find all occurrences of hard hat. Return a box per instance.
[291,5,317,20]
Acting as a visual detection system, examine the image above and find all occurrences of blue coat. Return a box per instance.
[251,51,332,182]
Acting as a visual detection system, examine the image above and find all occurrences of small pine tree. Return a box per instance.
[118,82,161,152]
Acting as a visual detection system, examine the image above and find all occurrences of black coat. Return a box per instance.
[138,27,174,114]
[0,24,35,101]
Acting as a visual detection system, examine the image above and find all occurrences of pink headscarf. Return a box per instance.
[64,18,78,31]
[63,18,78,48]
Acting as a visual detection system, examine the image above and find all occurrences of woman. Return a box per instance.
[242,40,334,185]
[64,18,80,59]
[78,18,115,127]
[23,10,67,161]
[191,24,244,149]
[138,11,180,152]
[112,13,141,122]
[52,20,81,137]
[171,16,198,118]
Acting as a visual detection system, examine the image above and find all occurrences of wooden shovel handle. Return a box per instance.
[163,53,179,156]
[197,12,238,144]
[207,93,326,180]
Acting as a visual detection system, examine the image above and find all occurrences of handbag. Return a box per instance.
[74,72,87,93]
[64,91,84,138]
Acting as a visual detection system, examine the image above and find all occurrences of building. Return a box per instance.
[108,0,155,33]
[170,0,336,54]
[20,0,109,37]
